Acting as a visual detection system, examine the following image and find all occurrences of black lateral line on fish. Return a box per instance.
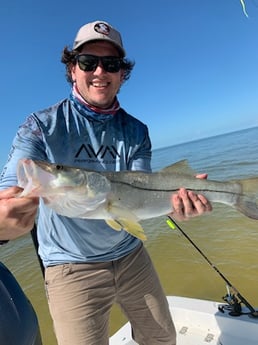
[110,180,243,196]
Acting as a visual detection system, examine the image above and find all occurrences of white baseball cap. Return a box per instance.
[73,20,126,57]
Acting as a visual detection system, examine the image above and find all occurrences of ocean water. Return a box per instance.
[1,127,258,344]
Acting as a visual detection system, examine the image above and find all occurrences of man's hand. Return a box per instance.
[0,186,39,240]
[170,173,212,221]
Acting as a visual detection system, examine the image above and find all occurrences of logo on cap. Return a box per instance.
[94,23,110,36]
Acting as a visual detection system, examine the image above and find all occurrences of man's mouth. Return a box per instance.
[92,82,109,88]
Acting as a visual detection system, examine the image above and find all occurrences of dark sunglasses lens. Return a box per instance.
[77,55,98,71]
[102,57,122,72]
[76,55,122,73]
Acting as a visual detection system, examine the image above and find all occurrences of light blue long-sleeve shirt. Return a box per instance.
[0,94,152,266]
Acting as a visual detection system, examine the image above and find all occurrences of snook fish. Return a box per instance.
[17,158,258,240]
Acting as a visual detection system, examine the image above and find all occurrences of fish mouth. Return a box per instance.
[17,158,37,185]
[17,159,57,196]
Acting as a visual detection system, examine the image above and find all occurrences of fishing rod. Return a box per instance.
[166,215,258,318]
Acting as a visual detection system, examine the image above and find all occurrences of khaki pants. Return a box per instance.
[45,244,176,345]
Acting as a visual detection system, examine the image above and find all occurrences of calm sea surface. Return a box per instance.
[1,127,258,344]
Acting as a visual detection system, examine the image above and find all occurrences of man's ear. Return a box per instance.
[120,70,125,84]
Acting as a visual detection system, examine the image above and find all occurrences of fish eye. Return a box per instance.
[56,165,64,170]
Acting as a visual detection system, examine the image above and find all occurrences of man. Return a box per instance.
[0,21,211,344]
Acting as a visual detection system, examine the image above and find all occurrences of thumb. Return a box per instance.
[0,186,24,199]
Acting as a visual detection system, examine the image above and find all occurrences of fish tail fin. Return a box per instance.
[236,177,258,219]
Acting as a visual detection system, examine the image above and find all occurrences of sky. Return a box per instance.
[1,0,258,169]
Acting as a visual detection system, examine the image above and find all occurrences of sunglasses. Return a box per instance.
[76,54,123,73]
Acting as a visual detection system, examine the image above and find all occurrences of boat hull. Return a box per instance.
[110,296,258,345]
[0,262,42,345]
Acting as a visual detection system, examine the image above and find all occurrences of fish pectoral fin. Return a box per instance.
[119,218,146,241]
[106,218,147,241]
[106,203,147,240]
[106,219,123,231]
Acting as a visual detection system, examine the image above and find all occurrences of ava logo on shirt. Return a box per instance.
[74,144,121,164]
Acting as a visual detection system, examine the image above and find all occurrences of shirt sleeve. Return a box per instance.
[0,114,47,189]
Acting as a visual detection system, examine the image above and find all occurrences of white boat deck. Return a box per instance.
[110,296,258,345]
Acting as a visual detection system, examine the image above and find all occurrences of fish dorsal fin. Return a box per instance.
[160,159,197,176]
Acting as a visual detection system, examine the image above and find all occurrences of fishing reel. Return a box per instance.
[219,285,242,316]
[219,285,258,318]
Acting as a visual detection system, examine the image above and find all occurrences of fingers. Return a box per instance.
[0,186,24,199]
[5,196,39,213]
[0,186,39,211]
[188,191,212,215]
[0,199,39,239]
[171,193,185,220]
[195,173,208,179]
[170,188,212,221]
[0,187,39,239]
